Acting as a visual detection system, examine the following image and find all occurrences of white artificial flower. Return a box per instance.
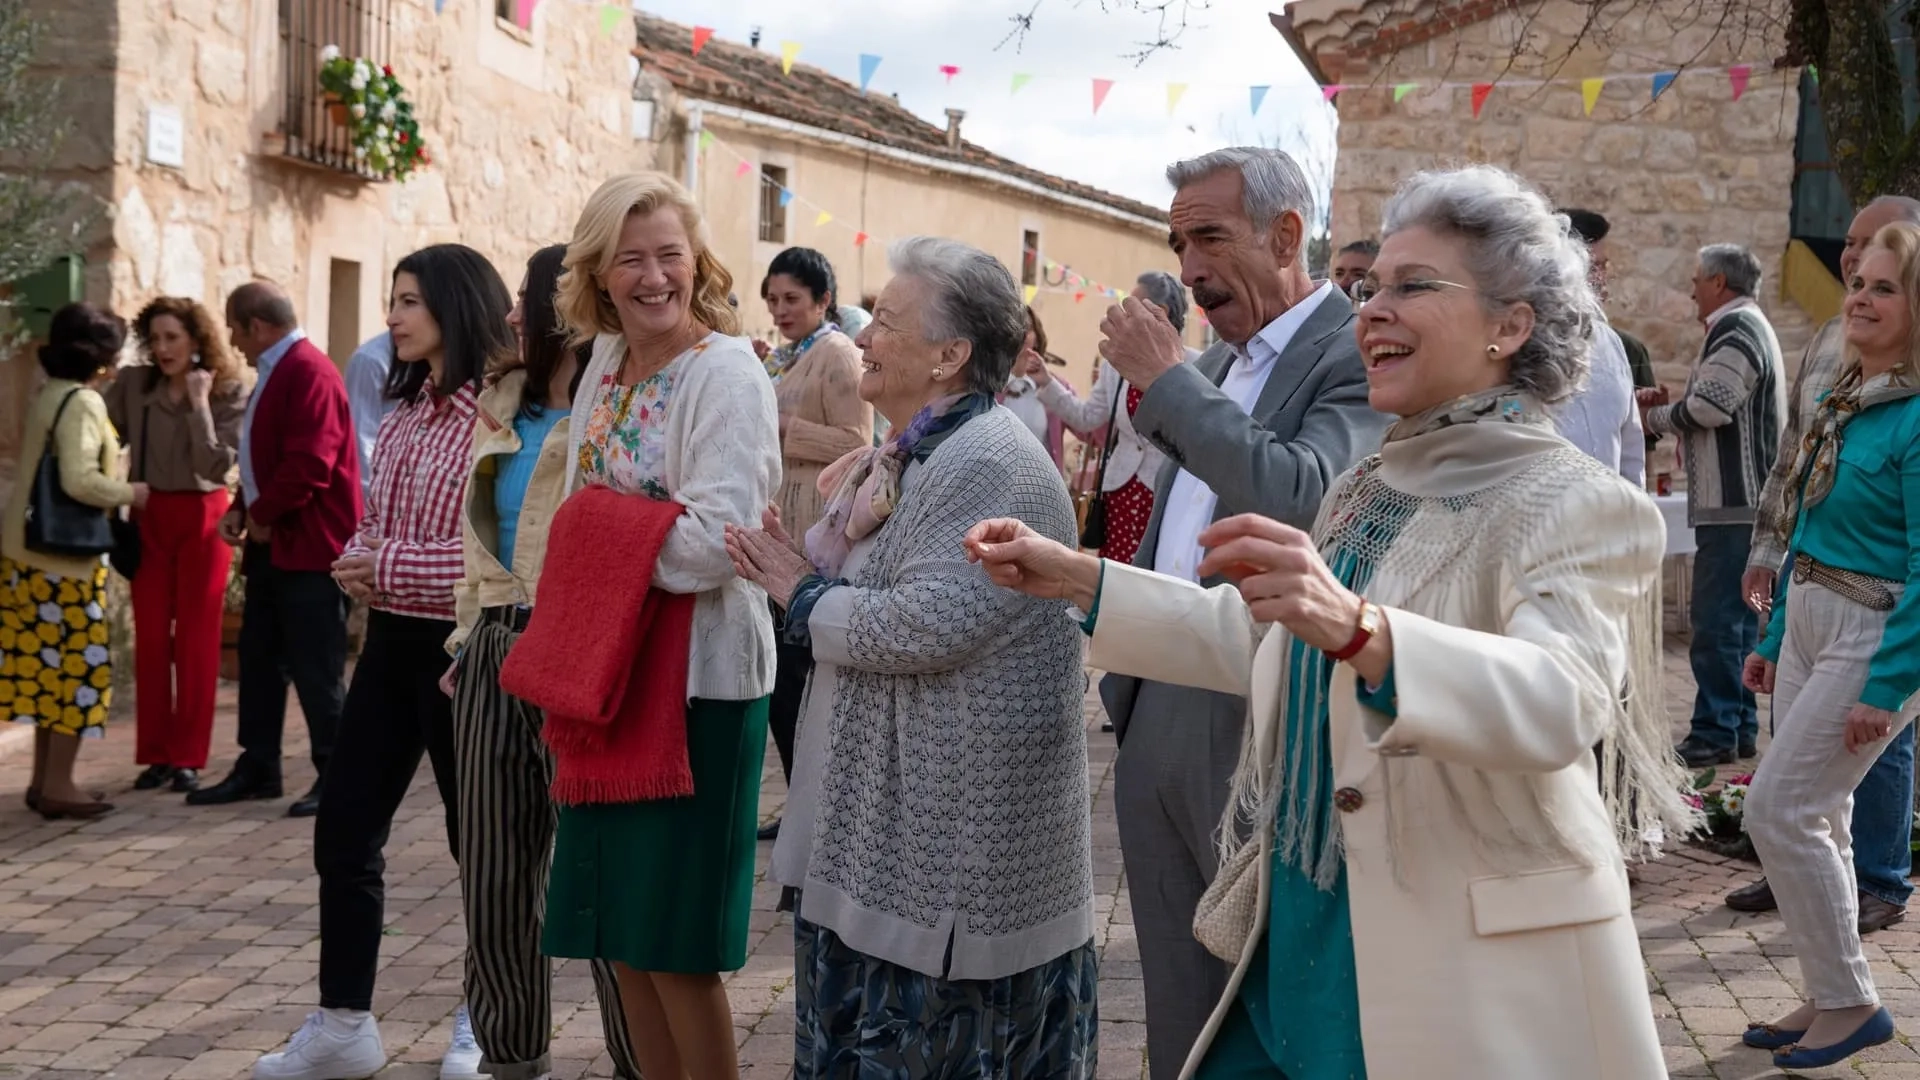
[353,59,370,79]
[320,44,341,63]
[351,103,366,119]
[374,125,389,142]
[380,101,396,122]
[354,144,368,159]
[349,71,368,91]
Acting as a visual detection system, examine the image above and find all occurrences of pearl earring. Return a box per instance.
[1486,344,1500,357]
[931,367,944,379]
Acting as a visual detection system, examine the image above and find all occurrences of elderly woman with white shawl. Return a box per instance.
[967,165,1696,1080]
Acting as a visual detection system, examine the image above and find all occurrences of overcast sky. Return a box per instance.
[629,0,1336,214]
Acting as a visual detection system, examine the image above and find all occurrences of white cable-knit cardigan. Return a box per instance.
[563,330,781,702]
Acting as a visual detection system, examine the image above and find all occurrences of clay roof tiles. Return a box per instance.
[631,13,1168,225]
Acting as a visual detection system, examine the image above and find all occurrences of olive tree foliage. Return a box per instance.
[1004,0,1918,202]
[0,0,96,352]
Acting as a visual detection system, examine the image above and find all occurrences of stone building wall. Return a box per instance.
[1309,0,1810,386]
[84,0,651,362]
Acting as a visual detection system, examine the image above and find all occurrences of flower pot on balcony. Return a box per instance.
[324,96,350,129]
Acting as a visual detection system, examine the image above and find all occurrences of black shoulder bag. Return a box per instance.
[1077,379,1124,550]
[108,401,147,579]
[25,389,115,558]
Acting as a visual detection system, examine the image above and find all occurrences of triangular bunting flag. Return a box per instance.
[1011,73,1032,95]
[778,189,794,208]
[596,4,622,37]
[1581,77,1604,116]
[780,42,801,75]
[1808,64,1819,86]
[1166,83,1188,114]
[1321,84,1343,102]
[859,54,882,92]
[1073,291,1085,303]
[1651,72,1676,101]
[433,0,445,13]
[690,26,713,56]
[734,160,751,178]
[853,232,869,247]
[1092,78,1115,115]
[1023,285,1039,305]
[1729,64,1751,101]
[939,64,961,84]
[815,211,832,227]
[514,0,534,29]
[698,130,714,152]
[1250,85,1269,114]
[1470,82,1493,118]
[1392,83,1417,103]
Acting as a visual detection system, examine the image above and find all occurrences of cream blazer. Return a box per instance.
[1090,421,1670,1080]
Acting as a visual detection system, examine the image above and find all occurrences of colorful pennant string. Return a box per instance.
[1392,83,1416,103]
[690,26,713,56]
[596,4,623,37]
[1011,73,1032,95]
[1581,77,1604,116]
[1250,85,1270,114]
[1729,64,1751,100]
[859,54,882,92]
[1470,82,1493,118]
[1091,79,1114,115]
[1651,71,1676,101]
[780,42,801,75]
[1166,83,1188,115]
[939,64,961,84]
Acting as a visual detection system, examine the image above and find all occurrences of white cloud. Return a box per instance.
[630,0,1336,209]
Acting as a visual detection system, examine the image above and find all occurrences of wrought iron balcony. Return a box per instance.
[265,0,392,179]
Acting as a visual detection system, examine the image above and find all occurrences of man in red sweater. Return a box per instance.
[189,283,360,817]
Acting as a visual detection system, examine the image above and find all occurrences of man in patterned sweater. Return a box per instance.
[1641,243,1786,767]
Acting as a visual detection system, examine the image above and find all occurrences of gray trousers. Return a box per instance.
[1113,678,1245,1080]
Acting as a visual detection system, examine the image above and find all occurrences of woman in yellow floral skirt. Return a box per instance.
[2,303,149,820]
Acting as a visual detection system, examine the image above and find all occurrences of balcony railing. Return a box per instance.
[269,0,392,179]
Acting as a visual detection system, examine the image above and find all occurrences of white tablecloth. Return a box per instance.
[1655,493,1695,558]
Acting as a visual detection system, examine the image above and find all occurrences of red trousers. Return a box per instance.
[132,489,233,768]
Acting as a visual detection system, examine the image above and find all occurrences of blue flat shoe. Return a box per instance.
[1742,1023,1806,1050]
[1773,1007,1895,1069]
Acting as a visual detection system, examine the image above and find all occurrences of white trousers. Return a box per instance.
[1746,579,1915,1009]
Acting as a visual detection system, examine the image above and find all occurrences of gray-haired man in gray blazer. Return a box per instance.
[1096,147,1389,1078]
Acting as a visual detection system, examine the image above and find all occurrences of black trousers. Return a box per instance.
[236,542,348,783]
[315,609,459,1011]
[767,600,813,784]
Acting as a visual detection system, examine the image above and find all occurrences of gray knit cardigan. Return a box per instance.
[798,406,1093,982]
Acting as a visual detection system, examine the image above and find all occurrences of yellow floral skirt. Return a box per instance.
[0,556,113,737]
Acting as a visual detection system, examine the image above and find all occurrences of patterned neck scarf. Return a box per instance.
[1383,384,1536,444]
[804,392,995,577]
[1775,363,1920,543]
[764,323,833,383]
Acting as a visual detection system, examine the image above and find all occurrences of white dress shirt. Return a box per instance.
[1551,323,1645,487]
[239,328,307,506]
[1151,282,1339,582]
[344,332,398,500]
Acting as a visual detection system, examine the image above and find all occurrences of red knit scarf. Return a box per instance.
[498,485,695,805]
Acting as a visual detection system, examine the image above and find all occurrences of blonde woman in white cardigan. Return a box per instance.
[545,172,779,1080]
[968,165,1694,1080]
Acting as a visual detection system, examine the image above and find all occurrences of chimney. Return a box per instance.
[944,108,966,150]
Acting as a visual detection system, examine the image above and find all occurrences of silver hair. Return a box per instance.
[887,236,1027,396]
[1698,243,1763,297]
[1135,270,1188,333]
[1380,165,1599,406]
[1866,195,1920,224]
[1165,146,1315,231]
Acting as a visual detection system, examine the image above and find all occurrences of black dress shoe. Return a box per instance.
[1860,892,1908,934]
[1675,736,1736,768]
[757,818,781,842]
[1726,877,1777,912]
[170,768,200,793]
[185,769,282,806]
[1739,738,1758,759]
[133,764,174,791]
[287,782,323,818]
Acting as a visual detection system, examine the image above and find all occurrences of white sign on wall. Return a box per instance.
[146,104,185,169]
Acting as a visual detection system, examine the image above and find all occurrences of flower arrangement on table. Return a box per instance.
[317,45,430,181]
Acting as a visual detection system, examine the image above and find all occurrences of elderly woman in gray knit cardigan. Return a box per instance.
[726,236,1095,1076]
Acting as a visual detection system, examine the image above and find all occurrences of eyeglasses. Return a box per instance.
[1351,277,1474,306]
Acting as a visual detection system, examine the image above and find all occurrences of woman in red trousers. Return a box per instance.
[107,298,246,793]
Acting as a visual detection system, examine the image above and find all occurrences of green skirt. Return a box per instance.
[543,696,769,973]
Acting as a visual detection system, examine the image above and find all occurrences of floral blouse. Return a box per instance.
[576,358,681,500]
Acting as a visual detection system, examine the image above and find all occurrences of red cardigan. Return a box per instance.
[241,338,362,572]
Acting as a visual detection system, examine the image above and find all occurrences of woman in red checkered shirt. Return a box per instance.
[252,244,517,1080]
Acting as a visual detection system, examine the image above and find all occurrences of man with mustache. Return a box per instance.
[1093,146,1389,1078]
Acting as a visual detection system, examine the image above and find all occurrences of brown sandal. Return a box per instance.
[36,796,115,821]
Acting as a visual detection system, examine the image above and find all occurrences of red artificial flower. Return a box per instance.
[383,64,394,76]
[397,131,408,143]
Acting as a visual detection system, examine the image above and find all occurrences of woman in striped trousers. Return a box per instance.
[441,245,639,1080]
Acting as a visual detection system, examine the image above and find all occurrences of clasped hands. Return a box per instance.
[726,507,810,609]
[331,538,382,603]
[964,513,1375,662]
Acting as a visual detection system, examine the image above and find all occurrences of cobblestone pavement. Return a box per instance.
[3,623,1919,1079]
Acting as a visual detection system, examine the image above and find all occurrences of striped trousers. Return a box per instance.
[453,608,640,1080]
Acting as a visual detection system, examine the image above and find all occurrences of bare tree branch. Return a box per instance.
[996,0,1212,64]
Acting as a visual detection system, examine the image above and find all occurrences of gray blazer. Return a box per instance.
[1100,291,1390,743]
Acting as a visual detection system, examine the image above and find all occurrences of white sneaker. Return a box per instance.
[255,1010,387,1080]
[440,1004,488,1080]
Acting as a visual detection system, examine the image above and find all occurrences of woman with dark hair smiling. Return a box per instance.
[108,297,246,794]
[439,244,641,1080]
[254,244,517,1080]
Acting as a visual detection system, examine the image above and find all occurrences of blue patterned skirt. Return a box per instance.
[793,915,1098,1079]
